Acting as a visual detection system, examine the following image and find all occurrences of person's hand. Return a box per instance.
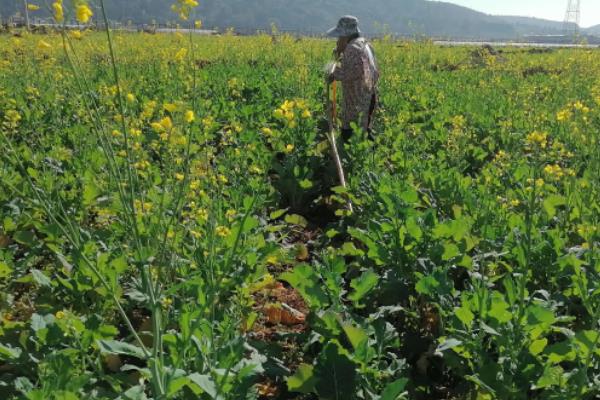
[324,62,336,83]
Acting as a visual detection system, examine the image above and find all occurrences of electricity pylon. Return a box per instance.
[564,0,581,37]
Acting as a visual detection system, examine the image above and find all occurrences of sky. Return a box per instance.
[444,0,600,27]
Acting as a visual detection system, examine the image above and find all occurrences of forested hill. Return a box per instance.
[0,0,594,39]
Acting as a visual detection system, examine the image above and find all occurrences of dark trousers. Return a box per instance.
[340,93,377,142]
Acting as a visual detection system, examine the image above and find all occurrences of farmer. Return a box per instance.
[326,15,379,141]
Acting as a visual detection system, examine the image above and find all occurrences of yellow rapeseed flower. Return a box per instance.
[556,109,571,122]
[196,208,208,221]
[163,103,178,113]
[37,40,52,50]
[172,0,199,20]
[130,128,142,137]
[184,110,195,123]
[160,116,173,131]
[27,4,40,11]
[526,131,548,148]
[52,0,64,22]
[126,93,136,103]
[544,164,564,179]
[75,4,93,24]
[216,226,231,237]
[55,310,66,319]
[174,48,187,62]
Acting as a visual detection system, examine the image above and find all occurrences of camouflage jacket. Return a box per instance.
[333,37,379,131]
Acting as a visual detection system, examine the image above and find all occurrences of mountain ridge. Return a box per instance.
[1,0,598,39]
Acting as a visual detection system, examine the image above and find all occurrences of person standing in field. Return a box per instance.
[326,15,379,141]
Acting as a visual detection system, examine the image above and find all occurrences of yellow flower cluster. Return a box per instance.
[141,100,157,120]
[577,224,597,239]
[526,131,548,149]
[134,199,153,215]
[228,78,243,98]
[151,116,173,133]
[526,178,546,188]
[174,48,187,62]
[573,101,590,113]
[543,164,564,179]
[557,101,590,122]
[171,0,199,20]
[52,0,64,23]
[38,40,52,50]
[273,99,311,128]
[4,110,21,126]
[134,160,150,170]
[261,127,274,137]
[556,109,572,122]
[451,115,466,131]
[216,226,231,237]
[75,3,93,24]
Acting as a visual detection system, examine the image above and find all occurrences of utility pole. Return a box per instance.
[23,0,30,31]
[564,0,581,39]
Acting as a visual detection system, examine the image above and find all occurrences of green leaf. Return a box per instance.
[488,293,512,323]
[342,324,368,351]
[0,261,12,279]
[442,242,460,261]
[436,338,462,353]
[455,305,474,327]
[405,218,422,240]
[269,209,288,220]
[380,378,408,400]
[168,376,190,396]
[534,365,564,389]
[13,231,35,246]
[285,214,308,228]
[97,340,146,360]
[314,343,357,400]
[121,385,149,400]
[83,180,100,207]
[340,242,364,257]
[574,330,600,359]
[399,188,419,204]
[299,179,313,189]
[545,341,576,364]
[415,274,439,296]
[281,264,329,309]
[529,338,548,356]
[187,373,219,398]
[526,305,555,325]
[543,195,566,218]
[31,269,52,288]
[287,364,316,394]
[348,269,378,305]
[0,343,22,360]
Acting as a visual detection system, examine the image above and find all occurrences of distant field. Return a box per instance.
[0,31,599,399]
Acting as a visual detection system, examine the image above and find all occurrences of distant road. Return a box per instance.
[434,40,599,48]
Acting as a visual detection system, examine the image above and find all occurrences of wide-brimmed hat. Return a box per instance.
[326,15,361,37]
